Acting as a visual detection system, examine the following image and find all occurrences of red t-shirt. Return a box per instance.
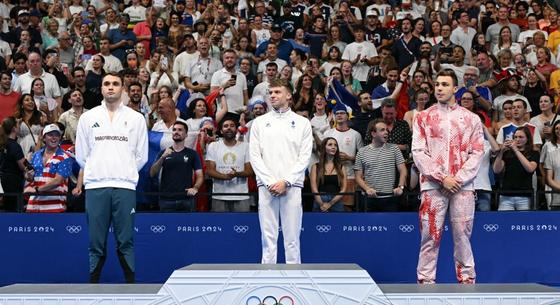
[0,91,20,121]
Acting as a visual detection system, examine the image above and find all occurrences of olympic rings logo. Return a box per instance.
[315,225,331,233]
[66,225,82,234]
[246,295,295,305]
[150,225,166,233]
[399,225,415,233]
[234,225,249,233]
[483,224,499,232]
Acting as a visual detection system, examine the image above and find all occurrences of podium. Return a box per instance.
[1,264,559,305]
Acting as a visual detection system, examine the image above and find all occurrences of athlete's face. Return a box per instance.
[434,75,457,104]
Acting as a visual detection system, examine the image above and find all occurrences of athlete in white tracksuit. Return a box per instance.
[412,70,484,284]
[249,79,313,264]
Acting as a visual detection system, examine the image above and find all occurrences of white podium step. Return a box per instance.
[0,264,559,305]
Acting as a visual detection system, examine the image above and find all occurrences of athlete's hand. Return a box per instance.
[268,180,287,196]
[442,176,461,193]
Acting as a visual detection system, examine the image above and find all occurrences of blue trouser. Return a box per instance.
[86,188,136,275]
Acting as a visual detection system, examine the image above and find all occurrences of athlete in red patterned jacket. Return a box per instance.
[412,69,485,284]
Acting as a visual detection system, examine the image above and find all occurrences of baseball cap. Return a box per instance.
[366,9,378,17]
[18,9,30,16]
[43,124,62,136]
[271,24,283,32]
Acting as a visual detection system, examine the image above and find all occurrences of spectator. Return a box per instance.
[518,14,548,48]
[544,120,560,210]
[371,65,406,109]
[492,26,522,56]
[185,95,227,149]
[293,74,315,114]
[185,37,222,95]
[486,6,520,51]
[355,119,407,212]
[432,24,456,62]
[493,126,539,211]
[173,34,197,86]
[323,105,363,211]
[381,99,412,156]
[250,15,270,50]
[340,60,362,96]
[13,51,62,106]
[0,116,27,212]
[107,14,136,62]
[306,15,328,59]
[496,99,542,147]
[252,62,277,101]
[7,9,42,49]
[149,120,203,212]
[392,18,421,70]
[86,38,123,74]
[238,96,267,143]
[529,95,555,141]
[41,18,60,50]
[322,25,347,60]
[0,71,20,121]
[58,88,86,144]
[365,9,390,52]
[310,137,346,212]
[152,97,186,148]
[493,99,513,136]
[257,43,287,82]
[523,68,549,117]
[288,48,306,84]
[206,119,253,212]
[474,123,500,211]
[436,45,469,87]
[14,93,45,156]
[342,25,378,85]
[351,91,377,143]
[23,124,71,213]
[404,89,429,130]
[210,49,248,120]
[535,47,557,81]
[459,91,491,128]
[320,45,342,76]
[30,77,58,123]
[239,57,257,97]
[256,24,293,62]
[492,70,531,121]
[455,66,492,112]
[57,31,74,69]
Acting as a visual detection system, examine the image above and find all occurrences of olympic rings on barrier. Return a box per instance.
[246,295,294,305]
[66,225,82,234]
[399,225,414,233]
[315,225,331,233]
[234,225,249,233]
[150,225,166,233]
[483,224,499,232]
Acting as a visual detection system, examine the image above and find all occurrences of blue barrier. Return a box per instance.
[0,212,559,285]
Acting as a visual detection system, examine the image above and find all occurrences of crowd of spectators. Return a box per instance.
[2,0,560,212]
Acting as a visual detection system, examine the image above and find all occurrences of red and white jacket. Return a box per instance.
[412,103,485,191]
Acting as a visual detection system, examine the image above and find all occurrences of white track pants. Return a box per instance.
[258,186,303,264]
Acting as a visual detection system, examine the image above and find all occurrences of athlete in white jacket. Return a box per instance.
[75,74,148,283]
[249,78,313,264]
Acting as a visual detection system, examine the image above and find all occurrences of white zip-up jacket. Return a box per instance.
[249,109,313,188]
[75,101,149,190]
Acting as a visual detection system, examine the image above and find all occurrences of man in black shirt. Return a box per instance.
[149,121,203,212]
[391,18,421,71]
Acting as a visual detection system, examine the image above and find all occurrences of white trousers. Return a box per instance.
[258,186,303,264]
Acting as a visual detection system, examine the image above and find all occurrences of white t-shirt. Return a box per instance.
[173,50,199,77]
[440,63,469,87]
[211,68,247,113]
[257,58,287,82]
[123,5,146,23]
[518,29,548,45]
[492,94,531,121]
[342,41,378,82]
[85,53,123,73]
[323,127,363,178]
[205,140,250,200]
[151,118,188,150]
[13,71,61,98]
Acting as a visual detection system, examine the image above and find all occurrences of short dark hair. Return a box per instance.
[513,99,527,109]
[219,118,238,129]
[381,98,396,109]
[128,81,142,91]
[265,62,278,69]
[102,72,124,85]
[13,52,27,63]
[502,99,514,108]
[173,120,188,131]
[0,70,12,80]
[72,66,85,76]
[436,69,458,86]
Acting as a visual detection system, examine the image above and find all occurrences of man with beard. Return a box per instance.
[126,82,150,124]
[206,119,253,212]
[107,14,137,62]
[75,73,148,283]
[492,70,531,121]
[211,49,248,121]
[391,18,421,70]
[150,120,203,212]
[412,69,484,284]
[351,91,377,143]
[68,67,102,110]
[58,89,87,144]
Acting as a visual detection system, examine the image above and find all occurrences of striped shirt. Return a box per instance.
[354,143,404,194]
[26,147,72,213]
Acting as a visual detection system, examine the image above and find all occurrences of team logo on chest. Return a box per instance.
[183,155,189,163]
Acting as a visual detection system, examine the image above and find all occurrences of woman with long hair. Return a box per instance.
[404,89,430,130]
[544,120,560,210]
[0,116,27,212]
[321,25,347,60]
[124,51,140,71]
[185,96,228,149]
[30,78,57,123]
[320,45,343,76]
[292,74,315,113]
[426,20,442,46]
[341,60,362,95]
[310,137,347,212]
[85,54,105,96]
[14,94,46,156]
[493,126,539,210]
[289,48,307,86]
[412,17,426,41]
[492,26,522,56]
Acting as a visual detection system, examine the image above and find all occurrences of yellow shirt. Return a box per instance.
[547,31,560,55]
